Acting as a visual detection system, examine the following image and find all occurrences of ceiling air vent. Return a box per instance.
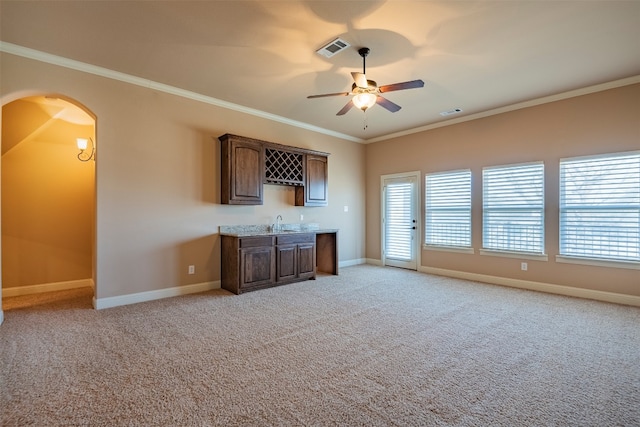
[316,38,351,58]
[440,108,463,117]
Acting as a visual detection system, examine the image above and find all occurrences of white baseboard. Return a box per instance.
[94,280,221,310]
[361,259,640,306]
[420,266,640,307]
[339,258,367,268]
[3,279,94,297]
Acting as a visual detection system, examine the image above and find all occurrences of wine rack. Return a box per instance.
[265,148,304,186]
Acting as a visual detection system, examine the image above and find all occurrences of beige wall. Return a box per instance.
[366,83,640,296]
[1,50,636,305]
[2,98,95,288]
[0,53,366,301]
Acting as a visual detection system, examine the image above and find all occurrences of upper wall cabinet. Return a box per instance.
[219,134,329,206]
[220,134,265,205]
[295,155,328,207]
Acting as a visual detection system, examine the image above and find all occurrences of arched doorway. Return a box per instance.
[1,94,96,317]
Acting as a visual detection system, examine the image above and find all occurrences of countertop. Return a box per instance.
[219,224,338,237]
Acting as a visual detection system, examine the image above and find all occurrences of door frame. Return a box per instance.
[1,92,97,324]
[380,171,421,270]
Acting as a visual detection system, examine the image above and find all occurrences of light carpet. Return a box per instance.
[1,265,639,426]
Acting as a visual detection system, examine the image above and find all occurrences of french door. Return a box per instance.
[381,172,420,270]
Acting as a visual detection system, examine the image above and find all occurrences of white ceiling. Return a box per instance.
[1,1,639,142]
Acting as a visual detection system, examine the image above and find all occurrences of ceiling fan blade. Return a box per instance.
[307,91,350,99]
[336,100,354,116]
[376,96,402,113]
[351,72,368,88]
[379,79,425,93]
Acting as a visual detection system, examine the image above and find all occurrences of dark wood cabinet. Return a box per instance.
[220,134,264,205]
[297,242,317,280]
[220,134,328,206]
[295,154,328,206]
[221,233,316,294]
[276,233,316,283]
[276,244,298,282]
[221,235,275,294]
[240,245,276,289]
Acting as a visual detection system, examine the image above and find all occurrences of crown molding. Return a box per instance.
[2,41,637,145]
[367,75,640,143]
[0,41,364,143]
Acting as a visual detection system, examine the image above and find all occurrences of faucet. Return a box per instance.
[275,215,283,232]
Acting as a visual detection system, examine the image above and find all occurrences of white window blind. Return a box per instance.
[483,162,545,254]
[425,170,471,247]
[560,152,640,262]
[385,181,414,261]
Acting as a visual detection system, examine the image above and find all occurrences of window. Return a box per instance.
[483,162,545,254]
[559,152,640,262]
[425,170,471,248]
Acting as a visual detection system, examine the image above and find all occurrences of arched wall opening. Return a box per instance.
[1,93,97,315]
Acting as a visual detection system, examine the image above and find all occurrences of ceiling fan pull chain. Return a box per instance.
[363,111,368,130]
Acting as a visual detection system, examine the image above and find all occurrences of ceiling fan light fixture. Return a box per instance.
[307,46,424,117]
[353,92,377,111]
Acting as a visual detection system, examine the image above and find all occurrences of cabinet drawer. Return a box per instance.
[276,233,315,245]
[239,236,275,248]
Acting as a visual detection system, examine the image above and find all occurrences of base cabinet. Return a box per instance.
[297,243,316,280]
[276,233,316,284]
[222,233,316,294]
[276,245,297,282]
[240,245,276,289]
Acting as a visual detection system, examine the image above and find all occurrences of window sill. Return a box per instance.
[424,245,475,254]
[479,249,548,261]
[556,255,640,270]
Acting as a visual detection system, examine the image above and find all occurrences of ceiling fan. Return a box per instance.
[307,47,425,116]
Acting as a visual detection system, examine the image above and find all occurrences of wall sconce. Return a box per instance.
[76,137,95,162]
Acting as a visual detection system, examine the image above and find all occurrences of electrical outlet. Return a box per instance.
[344,205,349,212]
[188,265,195,275]
[300,214,304,221]
[521,262,528,271]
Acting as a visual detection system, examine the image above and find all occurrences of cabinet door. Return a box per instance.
[295,155,328,206]
[276,245,297,282]
[240,246,275,289]
[297,243,316,280]
[220,135,264,205]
